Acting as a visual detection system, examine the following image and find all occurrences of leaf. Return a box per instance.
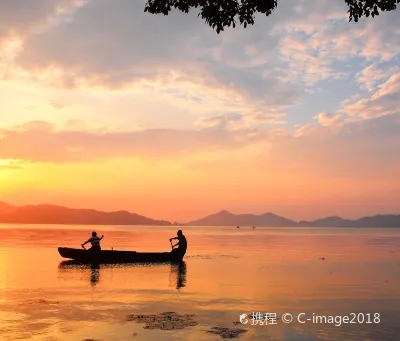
[144,0,398,34]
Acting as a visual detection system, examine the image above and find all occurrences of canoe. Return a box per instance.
[58,247,185,263]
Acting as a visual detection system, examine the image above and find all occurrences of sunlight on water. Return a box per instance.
[0,225,399,340]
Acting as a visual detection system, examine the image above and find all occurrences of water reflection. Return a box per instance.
[90,263,100,286]
[58,261,187,290]
[3,225,400,341]
[170,261,187,290]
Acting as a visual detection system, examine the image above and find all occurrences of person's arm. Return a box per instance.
[169,237,178,242]
[82,238,91,247]
[100,235,104,240]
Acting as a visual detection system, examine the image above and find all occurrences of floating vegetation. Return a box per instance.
[187,255,212,259]
[207,327,248,339]
[28,299,59,305]
[126,312,198,330]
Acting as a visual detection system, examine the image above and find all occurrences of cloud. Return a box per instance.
[195,108,287,132]
[358,12,400,62]
[1,112,399,183]
[244,110,287,125]
[4,0,311,125]
[201,61,304,106]
[13,0,395,118]
[266,113,400,179]
[10,0,305,115]
[0,0,85,42]
[0,0,398,135]
[356,64,399,92]
[0,120,262,163]
[15,0,212,81]
[315,112,343,126]
[195,114,242,129]
[278,6,399,89]
[342,72,400,118]
[278,33,347,85]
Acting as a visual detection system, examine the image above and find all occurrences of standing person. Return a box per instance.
[82,231,104,251]
[170,230,187,257]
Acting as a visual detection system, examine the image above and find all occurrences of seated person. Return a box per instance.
[82,231,104,251]
[169,230,187,257]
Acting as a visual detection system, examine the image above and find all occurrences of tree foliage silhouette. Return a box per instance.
[144,0,399,34]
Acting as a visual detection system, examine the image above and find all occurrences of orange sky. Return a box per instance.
[0,0,399,222]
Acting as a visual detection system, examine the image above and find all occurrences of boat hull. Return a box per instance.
[58,247,185,263]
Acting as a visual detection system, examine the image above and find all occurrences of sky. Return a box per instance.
[0,0,399,222]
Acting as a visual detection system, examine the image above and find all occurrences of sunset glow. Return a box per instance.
[0,0,399,222]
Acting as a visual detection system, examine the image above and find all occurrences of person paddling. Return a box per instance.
[82,231,104,251]
[169,230,187,257]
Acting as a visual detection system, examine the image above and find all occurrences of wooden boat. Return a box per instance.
[58,247,185,264]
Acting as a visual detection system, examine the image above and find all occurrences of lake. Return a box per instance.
[0,225,399,341]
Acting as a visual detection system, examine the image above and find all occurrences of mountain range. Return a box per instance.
[186,210,299,227]
[186,210,400,227]
[0,201,399,227]
[0,201,171,225]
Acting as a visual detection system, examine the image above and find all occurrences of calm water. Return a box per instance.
[0,225,399,341]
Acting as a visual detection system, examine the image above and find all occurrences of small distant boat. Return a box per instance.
[58,247,185,264]
[236,225,240,228]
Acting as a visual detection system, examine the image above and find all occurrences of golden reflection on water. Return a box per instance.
[57,260,188,290]
[0,226,399,340]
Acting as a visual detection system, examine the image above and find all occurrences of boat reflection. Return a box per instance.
[90,263,100,286]
[58,260,187,290]
[169,261,187,289]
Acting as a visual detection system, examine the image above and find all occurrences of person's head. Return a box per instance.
[177,230,182,236]
[92,231,97,237]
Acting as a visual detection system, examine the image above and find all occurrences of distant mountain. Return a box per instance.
[0,202,171,225]
[354,214,400,228]
[0,201,399,227]
[186,210,298,227]
[186,210,400,227]
[307,216,351,227]
[0,201,15,214]
[302,214,400,228]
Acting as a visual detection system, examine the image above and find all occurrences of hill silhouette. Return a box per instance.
[0,201,15,214]
[0,201,171,225]
[186,210,298,227]
[186,210,400,227]
[0,201,399,227]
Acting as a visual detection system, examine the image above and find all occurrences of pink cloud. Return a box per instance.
[0,120,262,162]
[342,72,400,118]
[1,112,399,183]
[315,112,343,126]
